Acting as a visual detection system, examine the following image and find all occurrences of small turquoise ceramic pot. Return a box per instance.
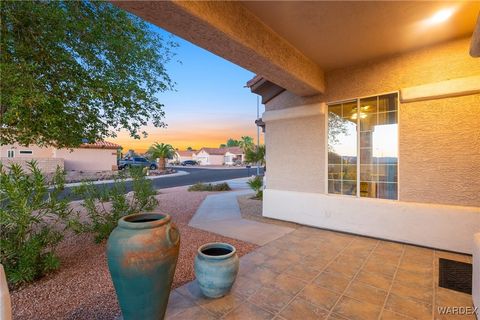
[194,242,239,298]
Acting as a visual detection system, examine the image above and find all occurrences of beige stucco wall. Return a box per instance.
[0,143,54,158]
[400,94,480,207]
[266,113,325,193]
[265,37,480,207]
[324,37,480,102]
[208,155,224,166]
[0,144,117,172]
[0,157,64,173]
[56,148,117,172]
[194,151,224,165]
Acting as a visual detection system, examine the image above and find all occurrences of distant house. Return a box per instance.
[223,147,244,165]
[194,147,244,166]
[172,150,197,163]
[194,148,225,165]
[0,141,121,173]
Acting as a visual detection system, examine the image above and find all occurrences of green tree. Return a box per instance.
[226,138,240,147]
[239,136,254,152]
[1,1,178,148]
[245,145,266,166]
[186,146,193,151]
[219,144,226,148]
[148,142,175,170]
[328,112,349,152]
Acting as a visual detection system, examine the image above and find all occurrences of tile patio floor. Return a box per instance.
[165,226,474,320]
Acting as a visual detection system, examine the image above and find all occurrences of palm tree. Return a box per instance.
[238,136,254,152]
[147,142,175,170]
[245,145,265,166]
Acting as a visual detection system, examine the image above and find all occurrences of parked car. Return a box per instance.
[118,157,157,170]
[181,160,199,166]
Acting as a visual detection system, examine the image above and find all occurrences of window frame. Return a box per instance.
[325,91,400,200]
[7,150,15,158]
[19,150,33,155]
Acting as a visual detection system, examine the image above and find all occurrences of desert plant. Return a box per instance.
[247,176,263,199]
[148,142,175,170]
[245,145,266,166]
[129,167,158,211]
[0,161,71,287]
[70,167,158,243]
[188,182,231,192]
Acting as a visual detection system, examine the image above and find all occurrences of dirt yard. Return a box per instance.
[11,187,257,320]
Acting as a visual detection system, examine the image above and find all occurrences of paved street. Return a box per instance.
[61,167,263,200]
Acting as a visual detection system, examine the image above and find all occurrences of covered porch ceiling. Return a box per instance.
[242,1,479,71]
[114,1,480,96]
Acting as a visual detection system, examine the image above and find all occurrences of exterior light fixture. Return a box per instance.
[351,105,370,120]
[351,113,367,120]
[425,8,455,25]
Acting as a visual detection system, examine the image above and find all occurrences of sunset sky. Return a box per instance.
[112,24,264,153]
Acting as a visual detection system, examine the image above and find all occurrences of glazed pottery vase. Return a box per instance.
[0,264,12,320]
[194,242,239,298]
[107,213,180,320]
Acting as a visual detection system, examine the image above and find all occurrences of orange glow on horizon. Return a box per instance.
[112,126,264,153]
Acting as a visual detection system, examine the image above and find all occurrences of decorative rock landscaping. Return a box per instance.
[10,187,257,320]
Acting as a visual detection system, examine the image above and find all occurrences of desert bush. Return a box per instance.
[70,166,158,243]
[245,145,265,166]
[188,182,231,192]
[247,176,263,199]
[0,161,71,287]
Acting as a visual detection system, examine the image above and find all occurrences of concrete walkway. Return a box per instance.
[189,180,294,246]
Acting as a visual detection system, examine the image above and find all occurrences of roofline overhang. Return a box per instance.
[246,76,286,104]
[112,1,325,96]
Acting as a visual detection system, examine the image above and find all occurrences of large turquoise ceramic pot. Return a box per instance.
[194,242,239,298]
[107,213,180,320]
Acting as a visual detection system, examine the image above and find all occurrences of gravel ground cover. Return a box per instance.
[237,194,300,229]
[44,168,176,184]
[11,187,257,320]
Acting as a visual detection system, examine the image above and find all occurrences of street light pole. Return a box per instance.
[256,95,260,176]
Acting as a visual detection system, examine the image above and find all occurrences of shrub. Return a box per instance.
[0,161,71,287]
[247,176,263,199]
[188,182,231,192]
[70,166,158,243]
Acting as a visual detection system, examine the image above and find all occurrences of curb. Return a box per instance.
[57,170,189,188]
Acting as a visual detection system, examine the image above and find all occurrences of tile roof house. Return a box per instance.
[77,141,122,149]
[172,150,197,163]
[0,141,121,172]
[194,147,245,166]
[223,147,244,165]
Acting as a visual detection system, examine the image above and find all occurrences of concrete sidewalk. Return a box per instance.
[189,185,294,246]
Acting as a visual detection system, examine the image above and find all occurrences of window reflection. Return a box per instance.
[359,93,398,200]
[328,93,398,200]
[328,102,357,196]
